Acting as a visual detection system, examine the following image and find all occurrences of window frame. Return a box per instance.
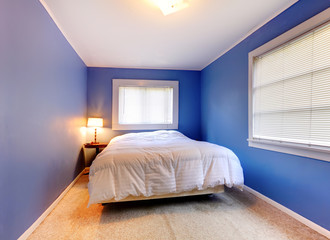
[112,79,179,130]
[248,8,330,162]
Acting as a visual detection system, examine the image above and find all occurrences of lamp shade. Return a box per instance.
[87,118,103,127]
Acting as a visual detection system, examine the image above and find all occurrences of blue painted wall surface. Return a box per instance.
[201,0,330,230]
[87,67,201,140]
[0,1,87,239]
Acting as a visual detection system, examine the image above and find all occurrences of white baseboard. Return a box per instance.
[18,169,86,240]
[244,185,330,239]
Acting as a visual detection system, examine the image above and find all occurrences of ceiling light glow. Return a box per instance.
[155,0,189,16]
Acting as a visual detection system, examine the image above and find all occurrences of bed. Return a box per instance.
[88,130,244,206]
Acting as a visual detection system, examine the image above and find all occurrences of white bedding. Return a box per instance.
[88,131,244,206]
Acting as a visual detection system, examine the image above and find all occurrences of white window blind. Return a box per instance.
[252,21,330,148]
[118,86,173,124]
[112,79,179,130]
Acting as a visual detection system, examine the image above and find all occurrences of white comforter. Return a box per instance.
[88,131,244,206]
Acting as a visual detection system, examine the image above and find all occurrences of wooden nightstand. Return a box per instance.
[83,143,108,175]
[84,142,108,155]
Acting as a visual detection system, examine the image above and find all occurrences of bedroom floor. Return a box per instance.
[28,175,326,240]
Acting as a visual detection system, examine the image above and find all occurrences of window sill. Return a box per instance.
[247,138,330,162]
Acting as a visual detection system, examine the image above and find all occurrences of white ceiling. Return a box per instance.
[41,0,297,70]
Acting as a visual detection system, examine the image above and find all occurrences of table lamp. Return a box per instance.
[87,118,103,144]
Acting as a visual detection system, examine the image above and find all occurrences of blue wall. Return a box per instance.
[201,0,330,230]
[0,1,87,239]
[87,67,201,140]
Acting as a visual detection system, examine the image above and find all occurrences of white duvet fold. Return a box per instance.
[88,131,244,206]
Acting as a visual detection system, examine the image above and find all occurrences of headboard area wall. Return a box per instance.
[86,67,202,143]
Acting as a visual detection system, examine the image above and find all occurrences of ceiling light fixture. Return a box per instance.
[155,0,189,16]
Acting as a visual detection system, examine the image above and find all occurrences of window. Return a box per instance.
[112,79,179,130]
[248,9,330,162]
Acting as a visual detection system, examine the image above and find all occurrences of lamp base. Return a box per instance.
[93,128,99,144]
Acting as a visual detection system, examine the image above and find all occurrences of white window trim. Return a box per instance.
[112,79,179,130]
[248,8,330,162]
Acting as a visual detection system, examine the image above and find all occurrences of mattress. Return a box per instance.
[88,130,244,206]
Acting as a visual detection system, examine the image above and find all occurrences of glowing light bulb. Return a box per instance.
[154,0,189,16]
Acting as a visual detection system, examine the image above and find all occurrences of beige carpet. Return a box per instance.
[28,175,327,240]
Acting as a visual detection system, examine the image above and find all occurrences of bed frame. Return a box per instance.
[101,185,224,204]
